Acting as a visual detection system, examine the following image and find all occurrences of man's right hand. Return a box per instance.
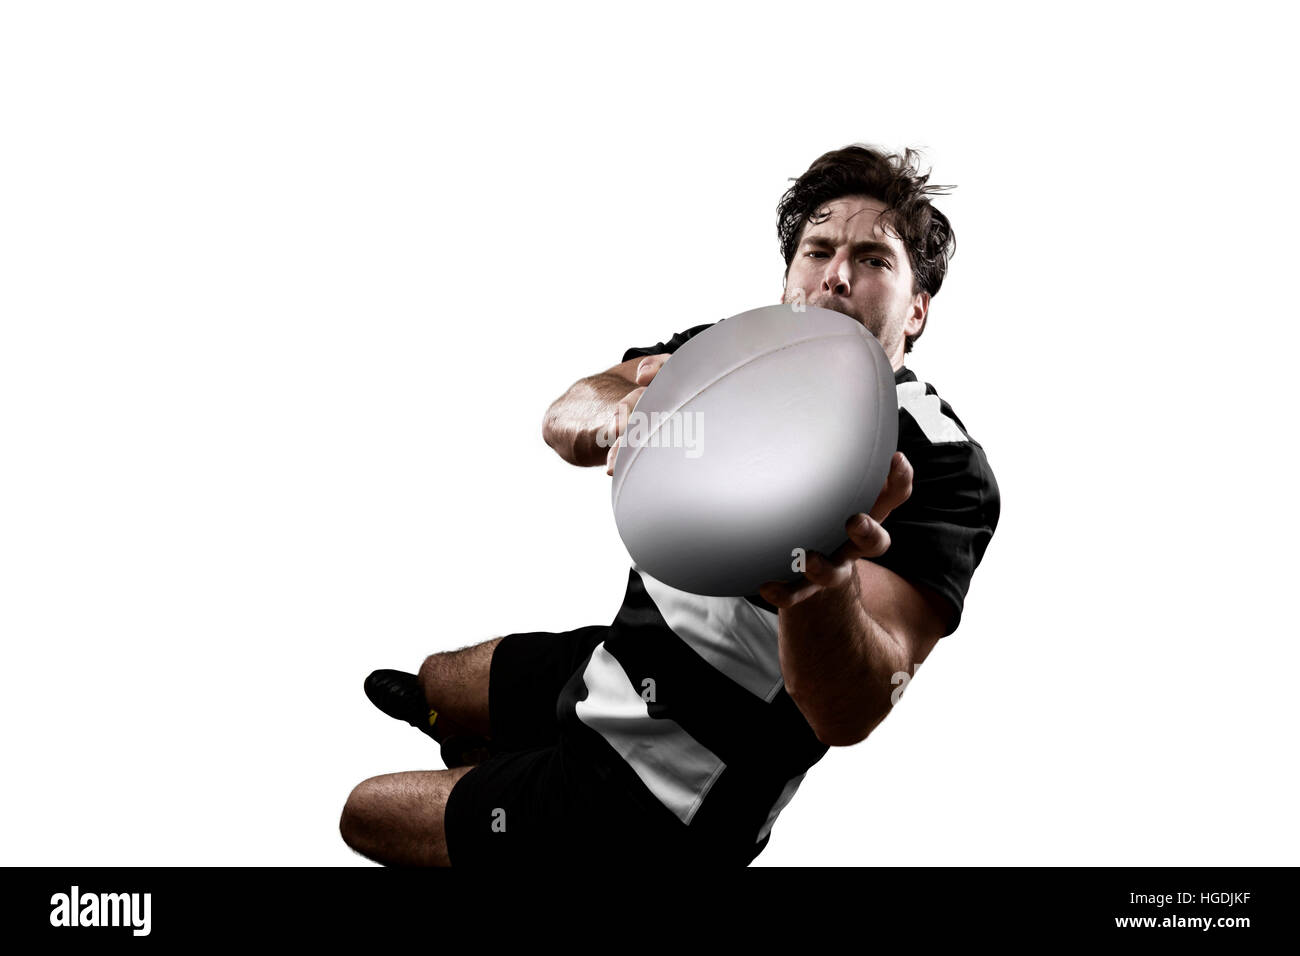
[603,354,670,475]
[542,352,671,468]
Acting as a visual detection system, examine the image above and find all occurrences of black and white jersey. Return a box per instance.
[556,321,1001,859]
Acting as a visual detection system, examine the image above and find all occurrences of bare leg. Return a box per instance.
[418,637,502,740]
[340,766,475,866]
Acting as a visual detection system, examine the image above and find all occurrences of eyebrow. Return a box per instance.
[799,235,897,259]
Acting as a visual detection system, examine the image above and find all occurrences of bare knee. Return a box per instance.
[339,769,471,867]
[339,776,403,865]
[417,638,502,737]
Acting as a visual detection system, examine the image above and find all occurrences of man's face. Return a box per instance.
[781,195,929,369]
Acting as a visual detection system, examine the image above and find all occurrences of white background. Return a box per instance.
[2,1,1296,866]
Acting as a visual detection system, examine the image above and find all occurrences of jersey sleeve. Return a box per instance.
[621,323,717,363]
[869,390,1001,637]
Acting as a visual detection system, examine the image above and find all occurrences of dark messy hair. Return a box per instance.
[777,145,955,353]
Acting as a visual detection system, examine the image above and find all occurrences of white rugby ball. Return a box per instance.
[611,304,898,597]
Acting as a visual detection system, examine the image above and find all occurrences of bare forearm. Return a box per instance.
[777,575,909,746]
[542,372,635,466]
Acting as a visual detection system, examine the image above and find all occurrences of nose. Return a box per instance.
[821,254,851,297]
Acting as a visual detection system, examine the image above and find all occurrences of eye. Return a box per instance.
[804,251,829,259]
[862,257,889,268]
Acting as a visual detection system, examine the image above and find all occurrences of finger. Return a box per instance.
[828,521,869,563]
[842,512,892,560]
[802,549,854,589]
[595,396,629,448]
[617,386,646,423]
[758,581,795,607]
[759,578,821,608]
[599,388,644,455]
[635,354,670,386]
[759,552,850,607]
[605,438,621,476]
[869,452,913,523]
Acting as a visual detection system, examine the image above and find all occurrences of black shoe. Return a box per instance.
[363,669,493,768]
[364,669,438,740]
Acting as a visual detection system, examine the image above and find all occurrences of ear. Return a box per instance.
[906,290,930,339]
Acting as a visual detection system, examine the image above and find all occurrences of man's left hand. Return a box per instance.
[758,452,914,608]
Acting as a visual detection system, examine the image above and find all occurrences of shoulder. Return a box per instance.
[895,370,979,446]
[895,371,996,479]
[890,368,1001,534]
[621,322,718,363]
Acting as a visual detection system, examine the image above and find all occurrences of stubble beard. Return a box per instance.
[786,288,892,349]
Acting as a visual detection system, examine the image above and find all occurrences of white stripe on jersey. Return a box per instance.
[638,568,785,702]
[574,643,727,825]
[635,569,806,842]
[897,381,968,444]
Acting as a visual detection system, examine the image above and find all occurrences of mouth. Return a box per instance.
[810,295,853,316]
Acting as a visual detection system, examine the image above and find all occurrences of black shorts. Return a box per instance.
[442,625,752,868]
